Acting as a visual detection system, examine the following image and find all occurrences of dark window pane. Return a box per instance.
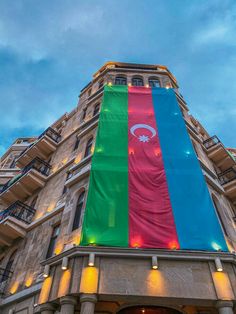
[84,138,93,158]
[74,138,80,151]
[46,225,60,258]
[132,77,144,86]
[149,79,160,87]
[93,104,100,116]
[115,77,127,85]
[72,191,85,230]
[82,108,87,120]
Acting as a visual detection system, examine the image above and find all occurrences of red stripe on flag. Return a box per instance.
[128,86,179,248]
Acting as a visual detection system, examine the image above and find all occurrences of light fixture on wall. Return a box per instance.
[61,257,68,270]
[43,264,50,278]
[215,257,223,272]
[151,256,158,269]
[88,253,95,267]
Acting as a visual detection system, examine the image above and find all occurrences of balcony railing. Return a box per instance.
[16,128,61,168]
[0,201,35,224]
[203,135,220,149]
[0,157,51,194]
[218,168,236,185]
[0,268,12,295]
[38,127,62,143]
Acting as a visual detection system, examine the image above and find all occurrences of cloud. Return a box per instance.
[0,0,236,155]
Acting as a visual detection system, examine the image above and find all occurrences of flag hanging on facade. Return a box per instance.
[80,85,228,251]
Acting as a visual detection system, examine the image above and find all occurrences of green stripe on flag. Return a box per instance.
[80,85,129,247]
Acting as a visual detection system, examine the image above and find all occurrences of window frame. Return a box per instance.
[93,103,100,116]
[72,190,86,231]
[46,225,60,259]
[132,76,144,87]
[148,77,160,88]
[115,76,127,85]
[84,137,93,158]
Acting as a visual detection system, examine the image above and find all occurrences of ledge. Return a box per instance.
[26,202,65,231]
[41,245,236,267]
[0,282,42,306]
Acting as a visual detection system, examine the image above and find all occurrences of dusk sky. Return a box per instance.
[0,0,235,156]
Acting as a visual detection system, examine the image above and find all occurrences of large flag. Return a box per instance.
[80,85,228,251]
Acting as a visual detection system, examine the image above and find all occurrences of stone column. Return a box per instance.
[60,296,77,314]
[80,294,97,314]
[39,303,57,314]
[216,301,234,314]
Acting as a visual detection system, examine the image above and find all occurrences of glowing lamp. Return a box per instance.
[215,257,223,272]
[43,265,50,278]
[61,257,68,270]
[88,253,95,267]
[145,84,149,88]
[128,83,132,87]
[151,256,158,269]
[108,82,112,86]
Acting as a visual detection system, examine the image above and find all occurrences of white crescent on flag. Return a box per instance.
[130,124,156,142]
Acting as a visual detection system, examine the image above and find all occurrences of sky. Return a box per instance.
[0,0,236,155]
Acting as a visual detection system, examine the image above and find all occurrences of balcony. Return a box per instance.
[203,136,235,171]
[0,158,51,205]
[218,168,236,203]
[0,268,12,295]
[16,127,61,168]
[0,201,35,246]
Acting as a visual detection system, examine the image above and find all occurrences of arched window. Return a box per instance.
[84,137,93,158]
[72,191,85,230]
[93,104,100,116]
[82,107,87,120]
[46,225,60,258]
[148,77,160,87]
[0,250,16,283]
[73,137,80,151]
[132,77,144,86]
[212,195,228,237]
[115,76,127,85]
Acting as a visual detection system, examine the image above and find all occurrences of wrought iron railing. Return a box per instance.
[38,127,61,143]
[0,157,51,194]
[218,168,236,185]
[0,268,12,295]
[203,135,221,149]
[17,128,61,160]
[0,201,36,224]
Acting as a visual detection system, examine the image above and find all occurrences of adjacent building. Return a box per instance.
[0,62,235,314]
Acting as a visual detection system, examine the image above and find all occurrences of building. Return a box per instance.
[0,62,235,314]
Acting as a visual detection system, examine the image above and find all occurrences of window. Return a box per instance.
[98,79,104,89]
[82,108,87,120]
[212,196,229,237]
[72,191,85,230]
[132,77,144,86]
[115,76,127,85]
[9,157,16,169]
[84,137,93,158]
[148,78,160,88]
[0,250,16,283]
[73,138,80,151]
[62,173,72,195]
[93,104,100,116]
[46,225,60,258]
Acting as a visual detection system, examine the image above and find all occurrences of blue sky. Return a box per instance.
[0,0,235,155]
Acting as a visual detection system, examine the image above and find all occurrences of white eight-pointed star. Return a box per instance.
[138,135,150,142]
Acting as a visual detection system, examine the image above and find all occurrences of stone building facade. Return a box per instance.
[0,62,235,314]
